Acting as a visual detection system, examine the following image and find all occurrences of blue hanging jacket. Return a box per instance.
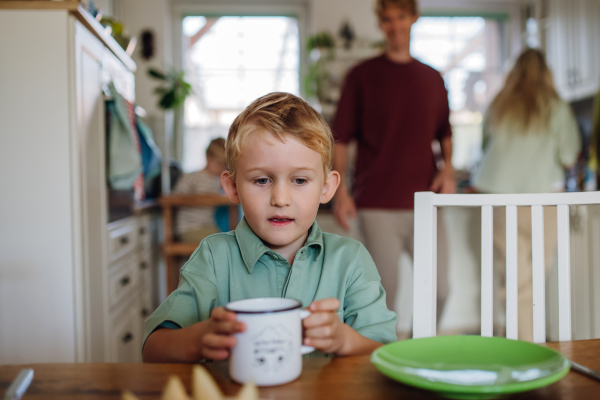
[136,117,162,192]
[106,83,142,190]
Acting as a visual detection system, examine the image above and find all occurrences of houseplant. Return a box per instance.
[148,68,192,193]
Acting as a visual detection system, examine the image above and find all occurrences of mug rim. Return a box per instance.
[225,297,302,314]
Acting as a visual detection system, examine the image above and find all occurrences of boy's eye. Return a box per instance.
[293,178,308,185]
[255,178,271,185]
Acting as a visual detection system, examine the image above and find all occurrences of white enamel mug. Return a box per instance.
[225,297,315,386]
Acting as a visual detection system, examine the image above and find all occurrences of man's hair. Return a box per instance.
[375,0,418,18]
[225,92,334,180]
[206,137,226,162]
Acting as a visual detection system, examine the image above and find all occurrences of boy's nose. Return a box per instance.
[270,182,291,208]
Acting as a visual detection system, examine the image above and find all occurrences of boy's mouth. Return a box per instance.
[268,216,294,226]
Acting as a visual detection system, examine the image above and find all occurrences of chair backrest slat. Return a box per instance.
[413,191,600,341]
[481,205,494,337]
[505,205,519,340]
[413,192,437,339]
[531,205,546,343]
[557,204,572,341]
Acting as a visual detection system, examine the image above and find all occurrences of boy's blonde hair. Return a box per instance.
[375,0,418,19]
[225,92,334,180]
[206,137,226,162]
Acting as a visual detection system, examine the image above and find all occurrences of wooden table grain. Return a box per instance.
[1,339,599,400]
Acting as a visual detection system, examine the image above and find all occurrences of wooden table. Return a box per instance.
[1,340,599,399]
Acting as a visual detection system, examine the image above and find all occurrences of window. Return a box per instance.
[411,16,506,172]
[181,16,300,172]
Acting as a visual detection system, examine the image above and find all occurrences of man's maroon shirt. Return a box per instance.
[332,55,451,209]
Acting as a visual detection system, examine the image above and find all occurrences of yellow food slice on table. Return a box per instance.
[122,390,139,400]
[236,381,258,400]
[192,365,223,400]
[162,376,190,400]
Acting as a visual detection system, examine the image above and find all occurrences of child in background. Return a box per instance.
[172,138,228,242]
[142,92,397,363]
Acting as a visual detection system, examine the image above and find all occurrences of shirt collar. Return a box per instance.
[234,217,324,273]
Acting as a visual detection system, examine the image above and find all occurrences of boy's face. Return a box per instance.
[221,131,339,253]
[379,6,418,50]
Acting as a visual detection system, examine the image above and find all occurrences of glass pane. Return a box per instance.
[182,16,300,172]
[411,17,504,172]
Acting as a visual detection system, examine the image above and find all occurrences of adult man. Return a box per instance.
[332,0,454,320]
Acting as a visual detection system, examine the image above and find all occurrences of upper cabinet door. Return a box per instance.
[73,21,108,363]
[545,0,600,101]
[546,0,572,99]
[570,0,599,99]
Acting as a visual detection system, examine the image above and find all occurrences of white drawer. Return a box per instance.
[140,282,155,322]
[109,298,142,363]
[137,214,151,250]
[138,248,152,286]
[108,254,139,309]
[108,218,138,262]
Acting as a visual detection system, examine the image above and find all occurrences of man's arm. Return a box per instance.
[331,66,361,231]
[332,142,357,230]
[430,137,456,194]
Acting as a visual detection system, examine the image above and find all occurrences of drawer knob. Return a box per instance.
[140,262,147,270]
[122,332,133,343]
[141,308,149,317]
[120,236,129,245]
[139,227,146,235]
[120,276,130,286]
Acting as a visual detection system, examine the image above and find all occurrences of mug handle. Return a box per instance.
[299,309,315,354]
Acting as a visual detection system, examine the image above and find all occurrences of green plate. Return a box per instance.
[371,336,569,399]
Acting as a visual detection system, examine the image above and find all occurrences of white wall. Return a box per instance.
[0,11,76,363]
[121,0,173,156]
[311,0,523,59]
[310,0,381,40]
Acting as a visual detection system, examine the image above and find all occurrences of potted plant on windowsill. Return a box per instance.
[305,32,335,105]
[148,68,192,193]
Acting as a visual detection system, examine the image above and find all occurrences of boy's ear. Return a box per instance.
[320,170,341,204]
[221,171,241,204]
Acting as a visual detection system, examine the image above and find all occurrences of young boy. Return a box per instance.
[143,93,397,362]
[172,138,228,242]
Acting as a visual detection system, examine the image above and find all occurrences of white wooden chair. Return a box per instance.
[413,191,600,343]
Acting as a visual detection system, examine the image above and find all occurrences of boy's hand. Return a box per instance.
[196,307,245,361]
[302,298,347,354]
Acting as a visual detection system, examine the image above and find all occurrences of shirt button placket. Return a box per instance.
[284,257,304,300]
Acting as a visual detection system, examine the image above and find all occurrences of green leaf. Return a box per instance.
[159,89,176,109]
[148,68,167,80]
[149,67,192,109]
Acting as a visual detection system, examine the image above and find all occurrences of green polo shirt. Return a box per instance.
[143,218,398,355]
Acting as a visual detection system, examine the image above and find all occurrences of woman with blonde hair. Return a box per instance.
[473,48,581,341]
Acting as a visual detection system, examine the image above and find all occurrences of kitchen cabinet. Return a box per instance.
[545,0,600,101]
[105,215,159,363]
[0,5,158,363]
